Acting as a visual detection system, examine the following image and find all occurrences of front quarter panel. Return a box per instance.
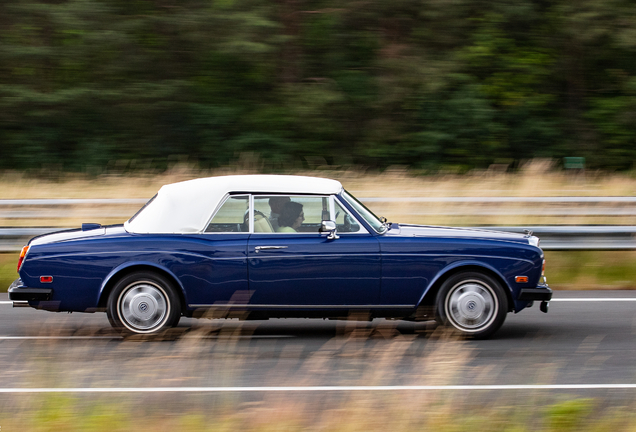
[378,234,543,312]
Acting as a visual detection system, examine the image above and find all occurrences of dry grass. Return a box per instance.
[4,161,636,199]
[3,162,636,227]
[0,319,631,431]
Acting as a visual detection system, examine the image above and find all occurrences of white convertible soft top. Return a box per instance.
[124,175,343,234]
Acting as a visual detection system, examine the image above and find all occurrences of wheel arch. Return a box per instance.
[97,263,187,314]
[417,263,514,313]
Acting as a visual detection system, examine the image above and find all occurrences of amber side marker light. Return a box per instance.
[17,246,29,272]
[515,276,529,283]
[541,260,545,276]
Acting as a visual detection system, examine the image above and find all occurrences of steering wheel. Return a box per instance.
[344,214,354,232]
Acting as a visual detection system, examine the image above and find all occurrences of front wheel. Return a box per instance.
[107,272,181,335]
[436,272,508,339]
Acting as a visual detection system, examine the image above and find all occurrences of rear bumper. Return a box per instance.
[518,285,553,301]
[8,278,52,301]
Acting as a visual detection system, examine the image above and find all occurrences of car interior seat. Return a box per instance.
[253,210,274,233]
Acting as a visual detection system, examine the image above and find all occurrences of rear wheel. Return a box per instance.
[436,271,508,339]
[107,272,181,335]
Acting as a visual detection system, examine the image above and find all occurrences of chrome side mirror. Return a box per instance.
[320,220,340,240]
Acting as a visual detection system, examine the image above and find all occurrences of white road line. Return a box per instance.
[550,298,636,302]
[0,301,14,305]
[0,384,635,393]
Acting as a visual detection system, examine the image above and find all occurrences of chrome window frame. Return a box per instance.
[331,195,368,235]
[340,190,386,234]
[202,193,369,235]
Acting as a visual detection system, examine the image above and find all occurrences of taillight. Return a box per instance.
[17,245,29,272]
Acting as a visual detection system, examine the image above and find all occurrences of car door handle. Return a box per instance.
[254,246,288,253]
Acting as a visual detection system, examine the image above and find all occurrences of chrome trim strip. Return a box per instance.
[248,254,380,259]
[383,253,534,264]
[27,250,248,262]
[255,246,288,253]
[249,194,254,233]
[188,304,414,309]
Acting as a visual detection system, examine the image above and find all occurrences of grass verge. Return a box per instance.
[0,394,628,432]
[545,250,636,290]
[1,252,17,291]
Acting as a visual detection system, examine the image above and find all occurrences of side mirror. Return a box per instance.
[320,220,340,240]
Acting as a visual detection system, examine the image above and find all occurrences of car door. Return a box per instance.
[184,194,250,307]
[247,195,381,307]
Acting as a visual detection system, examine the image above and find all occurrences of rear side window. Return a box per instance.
[205,195,249,233]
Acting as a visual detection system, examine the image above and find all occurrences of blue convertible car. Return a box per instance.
[9,175,551,338]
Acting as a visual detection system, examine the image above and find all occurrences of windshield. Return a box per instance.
[341,190,387,234]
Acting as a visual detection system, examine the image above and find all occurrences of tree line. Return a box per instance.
[1,0,636,172]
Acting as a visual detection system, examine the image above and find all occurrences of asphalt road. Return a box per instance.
[1,291,636,399]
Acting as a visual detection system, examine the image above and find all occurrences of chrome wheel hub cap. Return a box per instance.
[446,282,497,331]
[119,283,168,331]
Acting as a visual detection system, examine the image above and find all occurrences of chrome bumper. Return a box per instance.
[518,285,553,302]
[8,278,52,301]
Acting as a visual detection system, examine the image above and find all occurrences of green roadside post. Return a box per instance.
[563,157,585,170]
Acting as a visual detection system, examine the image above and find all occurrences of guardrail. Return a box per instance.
[3,197,636,219]
[1,198,635,251]
[363,196,636,217]
[0,226,634,252]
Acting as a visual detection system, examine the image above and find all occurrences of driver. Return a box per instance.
[268,196,290,231]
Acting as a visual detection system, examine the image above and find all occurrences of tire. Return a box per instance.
[436,271,508,339]
[106,271,181,335]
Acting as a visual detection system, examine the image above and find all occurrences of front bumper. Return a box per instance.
[518,285,553,301]
[8,278,52,301]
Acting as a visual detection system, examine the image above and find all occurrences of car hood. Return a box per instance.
[29,225,126,246]
[388,223,533,245]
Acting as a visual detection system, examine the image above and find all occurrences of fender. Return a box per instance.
[97,260,187,306]
[417,259,513,307]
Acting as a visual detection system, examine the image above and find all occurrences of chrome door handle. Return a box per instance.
[254,246,288,253]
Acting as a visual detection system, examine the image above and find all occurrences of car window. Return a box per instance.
[333,198,365,233]
[341,190,386,234]
[204,195,249,233]
[254,195,329,234]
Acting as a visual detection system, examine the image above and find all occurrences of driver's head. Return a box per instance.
[269,196,290,215]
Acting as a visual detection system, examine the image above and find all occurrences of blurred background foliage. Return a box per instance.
[2,0,636,172]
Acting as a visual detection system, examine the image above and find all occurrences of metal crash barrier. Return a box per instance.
[2,198,636,251]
